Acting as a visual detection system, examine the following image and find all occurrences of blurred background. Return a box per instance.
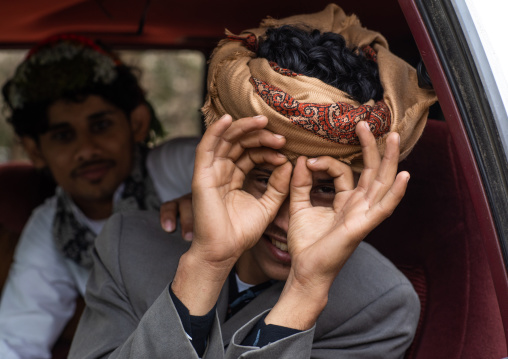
[0,49,205,163]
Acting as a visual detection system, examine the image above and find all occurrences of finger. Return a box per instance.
[289,156,313,213]
[305,156,355,193]
[213,115,269,158]
[178,195,195,242]
[306,156,355,210]
[356,121,381,190]
[367,171,409,228]
[366,132,401,204]
[227,130,285,161]
[234,148,288,179]
[259,161,293,219]
[160,200,177,232]
[194,114,233,170]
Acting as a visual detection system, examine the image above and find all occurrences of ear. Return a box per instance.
[21,136,47,168]
[130,103,151,143]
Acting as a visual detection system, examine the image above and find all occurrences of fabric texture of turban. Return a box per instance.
[202,3,437,171]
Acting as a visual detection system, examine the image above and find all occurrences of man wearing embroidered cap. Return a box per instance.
[0,35,198,358]
[70,4,436,358]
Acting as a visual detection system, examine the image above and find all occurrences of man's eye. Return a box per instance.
[91,119,112,133]
[310,185,336,207]
[50,130,74,143]
[256,176,269,186]
[312,185,335,194]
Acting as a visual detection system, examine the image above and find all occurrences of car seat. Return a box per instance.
[366,119,507,358]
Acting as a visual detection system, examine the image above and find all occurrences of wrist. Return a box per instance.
[171,250,234,316]
[264,275,329,330]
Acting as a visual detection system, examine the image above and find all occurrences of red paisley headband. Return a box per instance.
[229,34,391,145]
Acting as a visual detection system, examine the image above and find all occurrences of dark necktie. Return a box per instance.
[226,271,275,320]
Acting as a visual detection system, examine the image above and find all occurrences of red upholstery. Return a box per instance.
[366,119,507,358]
[0,161,55,291]
[0,162,55,235]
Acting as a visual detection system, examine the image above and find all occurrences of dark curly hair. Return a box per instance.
[4,67,146,139]
[257,25,383,103]
[2,38,163,141]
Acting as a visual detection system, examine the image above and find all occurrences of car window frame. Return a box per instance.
[398,0,508,345]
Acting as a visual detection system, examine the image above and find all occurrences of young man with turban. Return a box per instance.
[0,35,197,359]
[70,4,436,358]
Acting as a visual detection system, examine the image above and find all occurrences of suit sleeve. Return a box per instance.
[225,313,315,359]
[225,282,417,359]
[68,213,225,359]
[309,282,419,359]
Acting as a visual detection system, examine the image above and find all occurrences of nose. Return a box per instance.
[272,198,290,232]
[74,132,102,162]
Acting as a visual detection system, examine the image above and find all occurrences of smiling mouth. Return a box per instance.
[270,238,288,252]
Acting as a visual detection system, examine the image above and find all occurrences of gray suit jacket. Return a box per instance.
[69,211,420,359]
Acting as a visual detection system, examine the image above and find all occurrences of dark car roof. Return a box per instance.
[0,0,418,61]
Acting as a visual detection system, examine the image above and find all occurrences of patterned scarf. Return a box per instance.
[201,4,437,172]
[52,145,160,269]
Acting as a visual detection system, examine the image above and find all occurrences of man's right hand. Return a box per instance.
[190,114,292,265]
[172,114,291,315]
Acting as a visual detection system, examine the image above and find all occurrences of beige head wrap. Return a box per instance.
[202,4,437,171]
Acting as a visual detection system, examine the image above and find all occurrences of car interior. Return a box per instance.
[0,0,506,358]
